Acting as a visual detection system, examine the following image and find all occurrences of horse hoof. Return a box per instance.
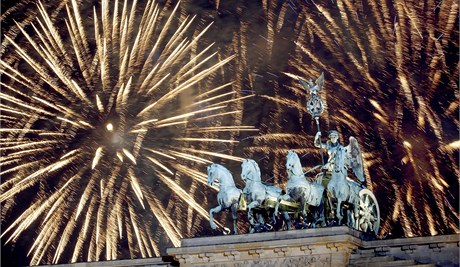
[222,227,231,235]
[263,223,274,232]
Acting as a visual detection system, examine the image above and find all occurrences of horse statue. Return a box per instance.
[241,159,291,231]
[274,151,325,227]
[207,163,243,234]
[325,136,365,228]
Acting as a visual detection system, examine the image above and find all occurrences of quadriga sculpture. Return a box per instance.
[207,163,243,235]
[274,151,325,227]
[314,130,380,234]
[241,159,290,231]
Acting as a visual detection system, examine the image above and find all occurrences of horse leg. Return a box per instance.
[336,198,343,225]
[247,201,260,226]
[255,211,265,225]
[348,209,355,228]
[231,204,239,235]
[323,190,331,222]
[274,194,285,217]
[325,197,337,226]
[315,199,326,227]
[301,198,307,218]
[281,211,291,230]
[274,198,281,218]
[274,194,289,220]
[210,205,222,230]
[342,202,355,228]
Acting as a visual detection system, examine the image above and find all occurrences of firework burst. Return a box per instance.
[1,0,255,264]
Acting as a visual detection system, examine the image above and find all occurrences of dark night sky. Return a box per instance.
[1,0,458,266]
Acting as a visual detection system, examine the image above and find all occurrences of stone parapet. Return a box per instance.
[168,227,459,267]
[167,226,362,266]
[350,234,459,266]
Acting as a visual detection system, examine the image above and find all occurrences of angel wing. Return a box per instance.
[315,72,324,92]
[345,136,365,182]
[298,78,310,91]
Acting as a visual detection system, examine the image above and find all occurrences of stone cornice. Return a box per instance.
[168,226,363,266]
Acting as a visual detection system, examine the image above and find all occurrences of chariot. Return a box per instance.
[317,171,380,235]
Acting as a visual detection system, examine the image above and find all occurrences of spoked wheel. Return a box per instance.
[357,189,380,235]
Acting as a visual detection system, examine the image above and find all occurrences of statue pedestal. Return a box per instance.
[167,226,362,266]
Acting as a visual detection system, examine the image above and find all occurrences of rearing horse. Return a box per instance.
[327,149,362,227]
[241,159,290,230]
[207,163,242,234]
[274,151,325,226]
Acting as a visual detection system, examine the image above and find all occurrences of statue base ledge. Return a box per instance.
[167,226,363,266]
[167,227,460,267]
[179,225,362,248]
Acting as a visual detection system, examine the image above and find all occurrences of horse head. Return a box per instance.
[207,163,234,187]
[207,163,219,186]
[286,150,304,177]
[241,159,261,183]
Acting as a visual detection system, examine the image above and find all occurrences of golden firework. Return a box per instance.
[247,0,458,238]
[0,0,255,264]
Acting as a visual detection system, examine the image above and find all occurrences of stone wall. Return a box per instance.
[350,234,459,266]
[167,226,459,267]
[168,227,362,266]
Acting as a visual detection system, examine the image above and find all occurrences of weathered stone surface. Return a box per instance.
[168,226,361,266]
[168,227,459,267]
[351,234,460,266]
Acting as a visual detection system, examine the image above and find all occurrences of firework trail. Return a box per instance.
[1,0,255,264]
[227,0,458,237]
[1,0,459,265]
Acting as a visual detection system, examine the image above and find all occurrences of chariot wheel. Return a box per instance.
[357,189,380,235]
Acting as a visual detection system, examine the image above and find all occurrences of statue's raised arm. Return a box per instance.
[313,130,344,173]
[313,131,326,149]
